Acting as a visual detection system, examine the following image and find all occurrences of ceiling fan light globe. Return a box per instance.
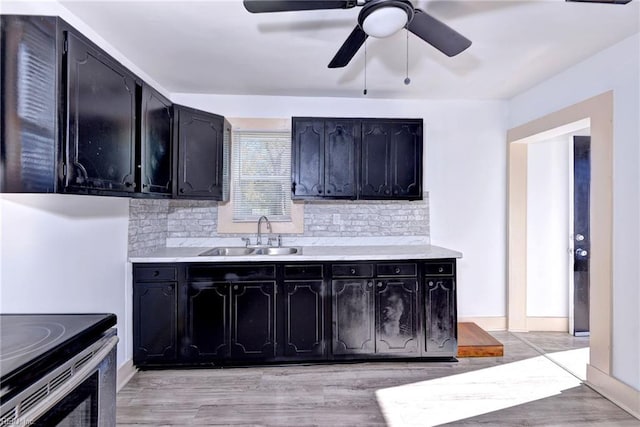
[361,6,408,38]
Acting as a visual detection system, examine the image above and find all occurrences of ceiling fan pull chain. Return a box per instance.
[363,39,368,95]
[404,29,411,85]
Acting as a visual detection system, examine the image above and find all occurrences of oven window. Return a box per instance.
[33,371,98,427]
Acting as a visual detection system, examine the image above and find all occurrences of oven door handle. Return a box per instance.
[15,335,119,426]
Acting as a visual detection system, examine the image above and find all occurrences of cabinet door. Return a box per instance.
[332,279,375,355]
[231,281,276,359]
[390,121,422,199]
[291,119,324,198]
[375,279,419,355]
[1,15,58,193]
[175,106,224,199]
[133,282,177,364]
[140,83,172,195]
[283,280,325,358]
[425,277,457,355]
[360,121,392,198]
[361,120,423,200]
[65,31,137,193]
[184,281,230,360]
[324,120,357,198]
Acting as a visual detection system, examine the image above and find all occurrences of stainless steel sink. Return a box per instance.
[199,247,255,256]
[254,247,301,255]
[198,246,301,256]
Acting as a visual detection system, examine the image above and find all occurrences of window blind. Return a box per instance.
[232,129,292,222]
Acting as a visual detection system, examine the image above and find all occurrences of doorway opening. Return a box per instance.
[506,91,613,384]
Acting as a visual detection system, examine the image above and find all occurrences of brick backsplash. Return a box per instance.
[128,196,429,254]
[128,199,169,256]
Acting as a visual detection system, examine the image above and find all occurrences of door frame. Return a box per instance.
[507,91,613,376]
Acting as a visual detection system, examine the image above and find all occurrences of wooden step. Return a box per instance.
[457,322,504,357]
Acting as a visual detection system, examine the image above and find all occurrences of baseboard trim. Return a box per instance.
[117,359,137,392]
[586,364,640,420]
[526,317,569,332]
[458,317,507,331]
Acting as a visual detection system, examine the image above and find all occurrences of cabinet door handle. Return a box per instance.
[394,267,401,274]
[233,285,238,291]
[438,267,444,273]
[367,282,373,288]
[377,282,383,288]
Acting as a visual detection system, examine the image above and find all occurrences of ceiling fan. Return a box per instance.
[243,0,473,68]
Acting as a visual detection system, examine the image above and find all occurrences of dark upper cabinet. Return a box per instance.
[424,260,457,355]
[291,118,357,199]
[133,265,178,365]
[1,15,60,193]
[174,105,225,200]
[361,120,422,200]
[292,117,422,201]
[64,30,138,194]
[139,83,173,196]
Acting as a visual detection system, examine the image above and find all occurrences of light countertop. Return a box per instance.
[129,245,462,263]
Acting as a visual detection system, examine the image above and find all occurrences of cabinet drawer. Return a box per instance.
[376,263,417,277]
[331,264,374,278]
[423,261,454,276]
[284,264,324,279]
[135,266,177,282]
[188,264,276,281]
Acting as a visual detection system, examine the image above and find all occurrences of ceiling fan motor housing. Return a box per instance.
[358,0,415,38]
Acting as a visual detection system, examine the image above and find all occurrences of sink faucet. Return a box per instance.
[257,216,272,246]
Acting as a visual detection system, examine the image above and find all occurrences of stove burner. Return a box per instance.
[0,322,66,362]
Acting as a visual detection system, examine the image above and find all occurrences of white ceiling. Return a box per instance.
[58,0,639,99]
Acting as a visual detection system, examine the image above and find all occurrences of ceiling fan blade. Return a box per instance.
[328,26,368,68]
[243,0,356,13]
[407,9,472,57]
[566,0,632,4]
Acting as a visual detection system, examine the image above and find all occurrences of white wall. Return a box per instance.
[0,195,131,368]
[173,94,509,319]
[526,137,571,317]
[509,34,640,389]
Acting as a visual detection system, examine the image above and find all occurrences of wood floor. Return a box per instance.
[457,322,504,357]
[117,332,639,426]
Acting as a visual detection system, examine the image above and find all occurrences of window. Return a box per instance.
[232,129,291,222]
[217,118,303,234]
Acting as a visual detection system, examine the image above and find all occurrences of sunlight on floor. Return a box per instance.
[545,347,589,381]
[375,355,582,427]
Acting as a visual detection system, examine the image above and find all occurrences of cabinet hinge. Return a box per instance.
[62,164,67,178]
[63,39,68,54]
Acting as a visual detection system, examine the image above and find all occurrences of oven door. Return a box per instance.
[4,332,118,427]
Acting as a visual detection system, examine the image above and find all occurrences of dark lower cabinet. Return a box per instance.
[332,279,375,355]
[375,279,419,355]
[184,280,276,362]
[424,261,457,355]
[283,280,326,358]
[133,259,456,367]
[133,266,178,365]
[184,281,230,360]
[231,282,276,359]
